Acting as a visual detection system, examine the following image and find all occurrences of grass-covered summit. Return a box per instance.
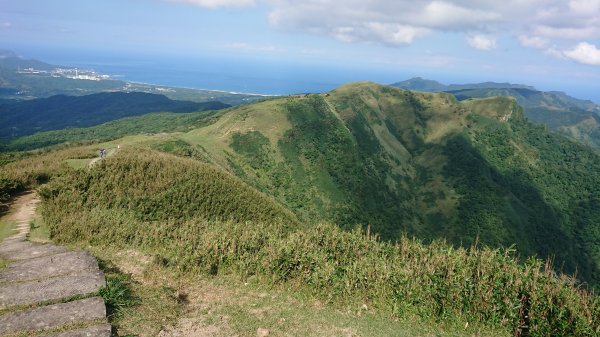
[146,82,600,288]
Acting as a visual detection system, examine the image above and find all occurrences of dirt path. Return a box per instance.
[0,192,110,337]
[89,148,117,168]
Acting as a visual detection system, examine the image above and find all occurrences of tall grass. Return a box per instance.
[0,146,96,212]
[40,150,600,337]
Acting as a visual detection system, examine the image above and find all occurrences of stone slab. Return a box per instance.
[44,324,112,337]
[0,297,106,335]
[0,241,35,255]
[0,244,66,261]
[0,251,100,284]
[0,271,105,309]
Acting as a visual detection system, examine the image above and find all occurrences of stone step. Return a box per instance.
[0,297,106,336]
[0,251,101,284]
[1,235,27,243]
[0,271,105,309]
[0,244,66,261]
[0,241,35,254]
[43,324,112,337]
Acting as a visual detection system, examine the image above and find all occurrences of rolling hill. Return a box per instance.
[0,92,229,139]
[392,77,600,150]
[129,82,599,287]
[2,82,600,335]
[5,82,599,287]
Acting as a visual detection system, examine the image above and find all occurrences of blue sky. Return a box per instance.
[0,0,599,101]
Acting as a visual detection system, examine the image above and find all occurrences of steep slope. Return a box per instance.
[392,78,600,150]
[0,92,229,139]
[159,82,600,287]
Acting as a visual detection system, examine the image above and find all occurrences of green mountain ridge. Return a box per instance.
[392,77,600,150]
[3,80,600,286]
[142,82,598,288]
[2,82,600,336]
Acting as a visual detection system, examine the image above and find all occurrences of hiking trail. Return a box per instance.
[0,192,110,337]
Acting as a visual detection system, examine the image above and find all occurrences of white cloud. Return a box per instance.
[164,0,254,8]
[467,34,496,50]
[569,0,600,14]
[158,0,600,59]
[564,42,600,65]
[534,25,600,40]
[544,47,567,59]
[519,35,549,49]
[2,22,11,28]
[264,0,600,49]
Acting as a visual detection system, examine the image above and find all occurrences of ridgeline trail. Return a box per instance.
[0,192,110,337]
[89,147,118,168]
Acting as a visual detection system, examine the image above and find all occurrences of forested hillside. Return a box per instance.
[0,92,229,139]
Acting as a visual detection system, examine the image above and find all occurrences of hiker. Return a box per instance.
[99,148,105,158]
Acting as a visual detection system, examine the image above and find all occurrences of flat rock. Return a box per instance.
[0,297,106,335]
[44,324,112,337]
[0,241,35,254]
[0,271,105,309]
[0,244,66,261]
[0,251,100,284]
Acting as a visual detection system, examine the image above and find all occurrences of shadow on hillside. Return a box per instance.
[442,134,598,286]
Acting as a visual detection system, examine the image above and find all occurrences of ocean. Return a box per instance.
[11,46,600,103]
[20,48,408,96]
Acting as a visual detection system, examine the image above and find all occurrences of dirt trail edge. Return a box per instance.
[0,192,111,337]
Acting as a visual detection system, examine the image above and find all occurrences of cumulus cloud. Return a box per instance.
[158,0,600,56]
[467,34,496,50]
[164,0,254,8]
[264,0,600,48]
[564,42,600,65]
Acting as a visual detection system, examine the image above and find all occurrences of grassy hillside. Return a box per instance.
[0,100,600,336]
[28,148,599,337]
[0,92,229,139]
[118,82,600,289]
[7,82,598,288]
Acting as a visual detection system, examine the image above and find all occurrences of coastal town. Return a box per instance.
[17,66,110,81]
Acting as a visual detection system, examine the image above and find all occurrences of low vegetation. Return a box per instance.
[34,149,599,337]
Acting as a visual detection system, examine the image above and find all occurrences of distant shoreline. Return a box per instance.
[123,80,279,97]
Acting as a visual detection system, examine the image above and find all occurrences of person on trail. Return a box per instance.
[99,148,105,158]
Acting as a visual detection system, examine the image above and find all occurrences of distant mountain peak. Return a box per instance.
[391,77,536,92]
[0,49,19,59]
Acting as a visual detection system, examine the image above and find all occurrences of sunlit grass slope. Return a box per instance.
[36,149,599,337]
